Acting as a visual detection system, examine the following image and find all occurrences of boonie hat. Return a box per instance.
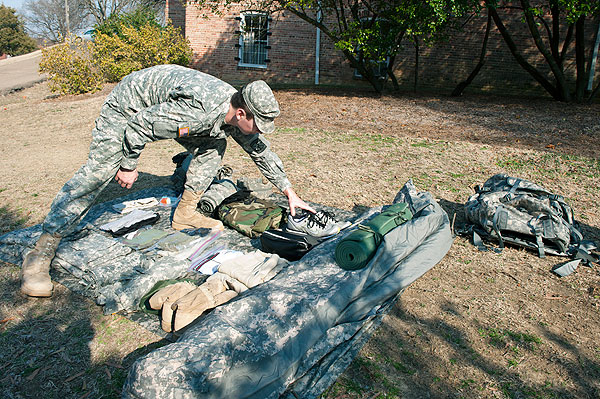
[242,80,280,134]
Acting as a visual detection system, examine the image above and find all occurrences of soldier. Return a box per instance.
[20,64,315,298]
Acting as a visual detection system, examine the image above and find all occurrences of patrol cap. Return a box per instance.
[242,80,280,134]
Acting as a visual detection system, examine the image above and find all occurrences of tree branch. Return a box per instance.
[487,4,561,100]
[519,0,570,101]
[452,10,492,97]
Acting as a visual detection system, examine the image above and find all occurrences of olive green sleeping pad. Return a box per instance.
[335,202,413,270]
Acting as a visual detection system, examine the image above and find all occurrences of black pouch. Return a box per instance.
[260,229,325,261]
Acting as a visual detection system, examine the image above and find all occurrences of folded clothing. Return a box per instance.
[112,197,159,214]
[120,228,171,250]
[198,179,238,214]
[216,250,288,289]
[196,250,244,275]
[155,231,198,252]
[335,202,413,270]
[99,209,160,236]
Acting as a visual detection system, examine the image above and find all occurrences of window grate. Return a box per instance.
[238,11,269,67]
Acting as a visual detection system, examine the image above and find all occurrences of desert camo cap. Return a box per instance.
[242,80,280,134]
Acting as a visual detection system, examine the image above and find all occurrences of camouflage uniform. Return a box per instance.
[42,65,291,237]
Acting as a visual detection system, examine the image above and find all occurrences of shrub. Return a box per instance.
[39,35,103,95]
[93,22,192,82]
[94,6,161,39]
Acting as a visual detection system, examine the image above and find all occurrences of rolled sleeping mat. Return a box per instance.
[335,202,413,270]
[198,179,238,214]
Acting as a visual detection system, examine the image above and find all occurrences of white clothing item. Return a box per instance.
[198,250,244,275]
[112,197,159,213]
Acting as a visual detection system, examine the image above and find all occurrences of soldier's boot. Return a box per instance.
[171,190,224,231]
[20,233,61,297]
[172,280,237,331]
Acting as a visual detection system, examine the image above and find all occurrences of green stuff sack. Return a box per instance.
[216,190,283,238]
[335,203,413,270]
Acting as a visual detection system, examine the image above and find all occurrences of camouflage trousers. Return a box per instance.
[175,135,227,194]
[42,105,227,237]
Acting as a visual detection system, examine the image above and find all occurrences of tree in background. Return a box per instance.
[81,0,135,25]
[0,5,37,55]
[483,0,600,102]
[191,0,476,93]
[24,0,89,43]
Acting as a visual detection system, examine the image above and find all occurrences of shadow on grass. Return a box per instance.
[326,298,600,399]
[0,205,27,236]
[0,262,169,399]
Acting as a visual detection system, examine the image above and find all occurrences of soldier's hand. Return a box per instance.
[283,187,316,217]
[115,168,138,189]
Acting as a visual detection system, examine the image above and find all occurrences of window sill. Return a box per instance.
[237,63,268,70]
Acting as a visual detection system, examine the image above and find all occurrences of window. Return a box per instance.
[354,58,390,80]
[238,11,269,68]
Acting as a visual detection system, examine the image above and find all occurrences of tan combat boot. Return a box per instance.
[20,233,61,297]
[172,190,224,231]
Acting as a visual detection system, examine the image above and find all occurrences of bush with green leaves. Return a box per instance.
[39,35,103,95]
[93,22,192,82]
[94,7,161,39]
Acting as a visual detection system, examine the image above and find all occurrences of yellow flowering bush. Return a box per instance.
[93,22,193,82]
[39,35,103,95]
[39,19,192,95]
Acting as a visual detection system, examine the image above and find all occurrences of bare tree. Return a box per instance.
[24,0,88,43]
[81,0,135,25]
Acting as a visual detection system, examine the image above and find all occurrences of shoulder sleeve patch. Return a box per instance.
[250,136,267,154]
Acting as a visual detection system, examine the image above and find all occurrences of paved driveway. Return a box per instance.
[0,50,47,95]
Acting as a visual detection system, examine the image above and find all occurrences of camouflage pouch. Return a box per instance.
[216,190,283,238]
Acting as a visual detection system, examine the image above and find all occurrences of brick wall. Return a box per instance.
[166,0,186,37]
[178,3,354,86]
[390,9,599,95]
[170,1,599,94]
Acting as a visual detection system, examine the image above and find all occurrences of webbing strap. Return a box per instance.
[508,178,522,195]
[492,208,505,251]
[535,232,545,258]
[472,230,488,252]
[533,215,546,258]
[357,224,384,246]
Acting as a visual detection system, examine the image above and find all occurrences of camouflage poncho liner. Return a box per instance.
[0,181,452,398]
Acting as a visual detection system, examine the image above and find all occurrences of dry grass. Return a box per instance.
[1,82,599,398]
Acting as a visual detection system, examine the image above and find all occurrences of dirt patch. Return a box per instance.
[1,82,599,398]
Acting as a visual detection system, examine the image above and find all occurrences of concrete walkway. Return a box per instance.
[0,50,47,95]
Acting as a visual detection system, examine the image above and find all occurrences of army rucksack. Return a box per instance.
[216,190,283,238]
[463,174,595,259]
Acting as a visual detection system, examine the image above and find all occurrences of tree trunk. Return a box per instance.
[452,11,492,97]
[488,5,562,101]
[387,55,400,91]
[520,0,570,101]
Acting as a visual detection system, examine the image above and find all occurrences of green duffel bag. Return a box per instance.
[335,202,413,270]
